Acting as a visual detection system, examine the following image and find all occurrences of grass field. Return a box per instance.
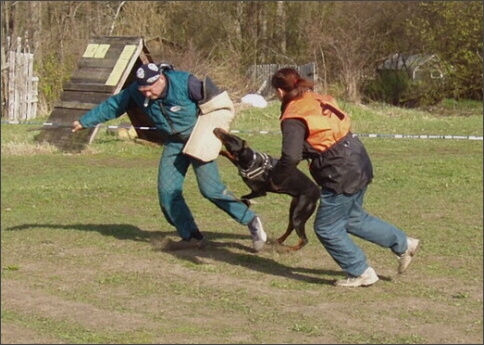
[1,100,483,344]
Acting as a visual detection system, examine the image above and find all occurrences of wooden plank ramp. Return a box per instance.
[35,36,164,152]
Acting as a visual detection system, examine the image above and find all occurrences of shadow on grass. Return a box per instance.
[5,223,392,285]
[152,229,352,286]
[5,223,159,243]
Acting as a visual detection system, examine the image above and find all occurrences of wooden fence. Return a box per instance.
[246,62,317,96]
[1,35,39,121]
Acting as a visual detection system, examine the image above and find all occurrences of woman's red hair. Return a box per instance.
[271,67,314,111]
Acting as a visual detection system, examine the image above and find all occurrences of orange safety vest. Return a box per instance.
[280,91,373,194]
[281,92,351,152]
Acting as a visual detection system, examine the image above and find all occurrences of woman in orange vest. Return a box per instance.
[270,67,420,287]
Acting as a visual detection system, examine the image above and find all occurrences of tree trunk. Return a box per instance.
[276,1,286,55]
[30,1,42,67]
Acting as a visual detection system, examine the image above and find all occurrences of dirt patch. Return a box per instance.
[1,323,60,344]
[2,232,482,344]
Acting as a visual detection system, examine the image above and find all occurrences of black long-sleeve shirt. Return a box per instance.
[271,118,312,184]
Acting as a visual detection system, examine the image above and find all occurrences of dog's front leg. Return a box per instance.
[240,190,266,207]
[241,190,267,200]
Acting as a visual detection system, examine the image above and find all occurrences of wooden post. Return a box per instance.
[18,37,27,121]
[24,36,37,120]
[3,34,38,121]
[1,42,7,117]
[7,39,17,121]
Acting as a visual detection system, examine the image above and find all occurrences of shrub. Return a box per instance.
[363,70,446,108]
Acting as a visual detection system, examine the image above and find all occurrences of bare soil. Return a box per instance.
[1,231,483,344]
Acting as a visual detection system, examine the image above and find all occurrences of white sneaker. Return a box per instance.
[334,267,379,287]
[247,215,267,252]
[398,237,420,274]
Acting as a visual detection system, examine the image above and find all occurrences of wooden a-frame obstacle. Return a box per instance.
[35,36,165,152]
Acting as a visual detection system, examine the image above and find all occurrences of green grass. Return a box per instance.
[1,99,483,344]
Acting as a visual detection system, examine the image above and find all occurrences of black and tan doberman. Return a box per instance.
[213,127,320,251]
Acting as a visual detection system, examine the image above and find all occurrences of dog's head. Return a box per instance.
[213,127,251,166]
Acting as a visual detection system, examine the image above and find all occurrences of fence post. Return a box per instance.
[7,39,17,121]
[1,41,7,117]
[17,37,26,121]
[3,34,38,121]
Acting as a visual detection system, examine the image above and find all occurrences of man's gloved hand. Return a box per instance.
[71,120,84,133]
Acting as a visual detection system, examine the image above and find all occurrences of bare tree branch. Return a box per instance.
[109,1,126,36]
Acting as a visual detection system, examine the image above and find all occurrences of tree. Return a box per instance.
[408,2,483,100]
[303,2,395,102]
[1,1,481,115]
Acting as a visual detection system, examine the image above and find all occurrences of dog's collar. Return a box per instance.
[239,151,273,179]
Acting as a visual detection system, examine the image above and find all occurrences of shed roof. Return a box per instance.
[377,53,439,71]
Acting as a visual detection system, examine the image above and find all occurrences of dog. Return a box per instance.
[213,127,320,251]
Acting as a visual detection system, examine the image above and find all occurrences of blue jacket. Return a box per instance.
[79,70,199,141]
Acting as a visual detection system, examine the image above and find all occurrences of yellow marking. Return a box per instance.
[93,44,110,58]
[82,44,99,58]
[82,43,111,59]
[105,45,137,86]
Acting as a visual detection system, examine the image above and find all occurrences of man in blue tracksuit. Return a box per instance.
[72,63,267,251]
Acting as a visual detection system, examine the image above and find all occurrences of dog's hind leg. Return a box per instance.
[291,226,309,251]
[276,224,307,252]
[289,193,319,251]
[276,197,298,250]
[278,195,317,251]
[276,223,295,246]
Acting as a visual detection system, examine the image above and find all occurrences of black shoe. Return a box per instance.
[162,237,206,251]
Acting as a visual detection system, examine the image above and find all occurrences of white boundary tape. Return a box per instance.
[353,133,483,141]
[2,121,483,141]
[229,129,483,141]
